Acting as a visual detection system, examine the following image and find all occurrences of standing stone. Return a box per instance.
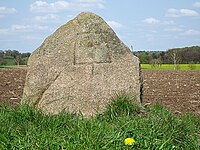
[22,12,141,117]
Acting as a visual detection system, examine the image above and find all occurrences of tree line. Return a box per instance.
[0,50,31,66]
[134,46,200,65]
[0,46,200,66]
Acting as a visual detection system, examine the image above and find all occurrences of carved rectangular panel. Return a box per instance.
[75,34,111,64]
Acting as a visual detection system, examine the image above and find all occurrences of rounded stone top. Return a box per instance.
[77,12,101,18]
[55,12,110,33]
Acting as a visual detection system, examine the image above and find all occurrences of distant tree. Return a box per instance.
[188,61,196,70]
[0,51,6,66]
[149,58,162,68]
[5,50,20,58]
[167,49,182,70]
[134,46,200,64]
[21,52,31,58]
[181,49,200,63]
[0,50,4,58]
[160,52,165,62]
[149,59,156,68]
[0,59,7,66]
[14,54,23,67]
[138,52,150,64]
[151,52,159,59]
[165,46,200,64]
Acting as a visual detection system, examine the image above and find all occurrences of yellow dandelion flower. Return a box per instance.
[124,138,135,145]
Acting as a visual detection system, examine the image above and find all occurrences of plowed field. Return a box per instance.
[0,68,199,116]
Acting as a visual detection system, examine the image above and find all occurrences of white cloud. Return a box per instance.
[11,24,49,32]
[72,0,105,9]
[0,7,17,14]
[30,1,70,13]
[107,21,123,30]
[180,9,199,16]
[181,29,200,36]
[30,0,105,13]
[143,17,160,25]
[0,28,9,35]
[11,25,31,31]
[164,27,183,32]
[72,2,104,10]
[33,14,59,23]
[76,0,104,2]
[166,8,199,17]
[33,25,49,31]
[162,20,175,25]
[193,2,200,7]
[24,35,43,40]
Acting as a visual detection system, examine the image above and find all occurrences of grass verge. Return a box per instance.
[0,96,199,149]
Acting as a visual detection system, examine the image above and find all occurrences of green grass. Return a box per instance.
[0,96,199,150]
[141,64,200,70]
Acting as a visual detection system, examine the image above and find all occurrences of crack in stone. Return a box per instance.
[91,63,94,75]
[73,34,78,65]
[75,61,112,65]
[73,17,80,65]
[35,69,64,106]
[42,97,64,107]
[139,63,143,103]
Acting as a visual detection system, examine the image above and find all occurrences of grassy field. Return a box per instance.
[1,63,200,70]
[141,64,200,70]
[0,96,199,149]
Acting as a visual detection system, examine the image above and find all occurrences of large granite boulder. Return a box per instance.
[22,12,141,117]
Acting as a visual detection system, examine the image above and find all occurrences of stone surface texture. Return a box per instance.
[22,12,141,117]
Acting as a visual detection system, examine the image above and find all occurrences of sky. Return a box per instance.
[0,0,200,52]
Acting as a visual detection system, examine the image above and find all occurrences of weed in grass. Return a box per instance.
[101,94,141,121]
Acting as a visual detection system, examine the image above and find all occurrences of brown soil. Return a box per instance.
[142,70,200,116]
[0,68,26,106]
[0,68,200,116]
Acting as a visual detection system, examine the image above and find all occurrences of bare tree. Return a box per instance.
[149,58,162,68]
[14,54,23,67]
[167,49,181,70]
